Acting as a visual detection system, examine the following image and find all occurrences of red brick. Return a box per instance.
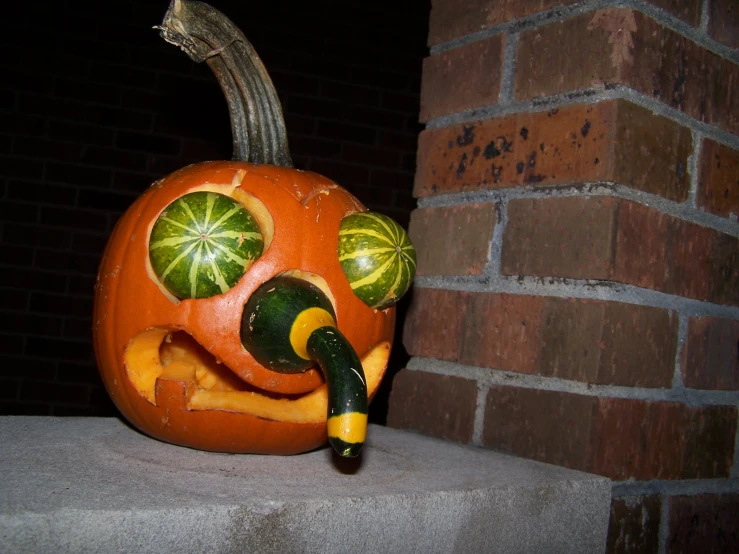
[516,9,739,134]
[651,0,702,26]
[404,289,548,374]
[405,289,678,386]
[502,196,618,280]
[607,495,662,554]
[482,387,737,480]
[403,288,472,363]
[428,0,580,46]
[420,36,504,122]
[616,203,739,307]
[698,139,739,219]
[628,207,711,301]
[709,0,739,48]
[415,100,691,200]
[711,233,739,307]
[611,101,692,202]
[538,299,678,388]
[386,369,477,443]
[409,203,496,276]
[591,398,737,480]
[611,200,670,291]
[682,317,739,391]
[482,387,597,471]
[667,493,739,553]
[501,196,739,307]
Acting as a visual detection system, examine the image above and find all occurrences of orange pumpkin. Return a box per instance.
[93,162,395,454]
[92,0,408,454]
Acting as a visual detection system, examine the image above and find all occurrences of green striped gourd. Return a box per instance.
[241,276,368,457]
[149,191,263,300]
[338,211,416,310]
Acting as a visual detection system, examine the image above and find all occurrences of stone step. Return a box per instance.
[0,417,610,553]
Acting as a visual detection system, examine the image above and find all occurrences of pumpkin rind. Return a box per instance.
[93,162,397,454]
[149,191,263,300]
[338,212,416,310]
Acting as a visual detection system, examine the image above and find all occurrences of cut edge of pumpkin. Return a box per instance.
[123,327,389,424]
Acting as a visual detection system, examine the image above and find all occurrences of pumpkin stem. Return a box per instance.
[157,0,293,167]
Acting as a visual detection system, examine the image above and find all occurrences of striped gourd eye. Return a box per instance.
[149,191,264,300]
[337,211,416,310]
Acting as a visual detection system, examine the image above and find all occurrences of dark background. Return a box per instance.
[0,0,430,422]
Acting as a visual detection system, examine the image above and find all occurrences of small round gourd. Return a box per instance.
[149,191,263,300]
[338,212,416,309]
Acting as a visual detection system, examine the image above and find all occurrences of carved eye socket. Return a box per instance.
[149,191,264,300]
[337,211,416,310]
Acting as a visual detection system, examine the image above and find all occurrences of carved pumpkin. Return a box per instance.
[92,0,415,456]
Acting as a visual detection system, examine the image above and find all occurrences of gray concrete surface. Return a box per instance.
[0,416,610,553]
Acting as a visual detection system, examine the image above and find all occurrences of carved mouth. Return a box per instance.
[124,328,389,424]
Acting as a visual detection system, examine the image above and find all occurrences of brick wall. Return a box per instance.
[388,0,739,552]
[0,0,428,417]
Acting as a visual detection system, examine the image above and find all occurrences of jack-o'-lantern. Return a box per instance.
[92,0,415,457]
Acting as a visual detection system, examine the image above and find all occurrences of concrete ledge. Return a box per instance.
[0,417,610,553]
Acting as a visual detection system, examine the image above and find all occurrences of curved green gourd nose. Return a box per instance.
[240,276,368,457]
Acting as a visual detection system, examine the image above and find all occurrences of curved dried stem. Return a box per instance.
[157,0,293,167]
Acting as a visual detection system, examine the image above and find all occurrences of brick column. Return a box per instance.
[388,1,739,552]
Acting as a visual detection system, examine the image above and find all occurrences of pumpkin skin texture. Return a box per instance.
[93,161,395,454]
